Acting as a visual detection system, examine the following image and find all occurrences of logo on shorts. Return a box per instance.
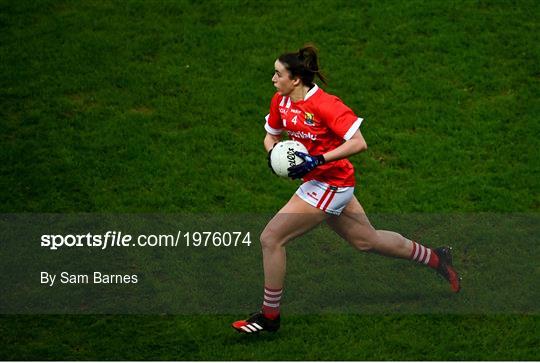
[307,192,318,201]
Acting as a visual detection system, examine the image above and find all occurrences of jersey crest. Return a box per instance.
[304,112,315,126]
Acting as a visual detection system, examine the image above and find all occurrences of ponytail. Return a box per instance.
[278,44,327,86]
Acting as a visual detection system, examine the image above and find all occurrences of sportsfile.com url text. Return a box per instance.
[40,231,252,250]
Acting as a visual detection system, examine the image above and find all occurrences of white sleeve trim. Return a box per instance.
[264,114,283,135]
[343,118,363,140]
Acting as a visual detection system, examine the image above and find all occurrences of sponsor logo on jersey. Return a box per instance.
[304,112,315,126]
[287,130,317,141]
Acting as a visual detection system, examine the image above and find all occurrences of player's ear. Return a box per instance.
[292,77,301,87]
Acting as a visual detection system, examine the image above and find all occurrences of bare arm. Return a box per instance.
[321,130,367,162]
[264,133,282,152]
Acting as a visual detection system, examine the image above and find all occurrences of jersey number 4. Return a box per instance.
[285,115,298,127]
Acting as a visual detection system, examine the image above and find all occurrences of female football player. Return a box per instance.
[232,45,460,334]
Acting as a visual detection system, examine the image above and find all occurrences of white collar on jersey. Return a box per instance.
[304,84,319,101]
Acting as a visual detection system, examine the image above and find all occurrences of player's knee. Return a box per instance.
[259,229,283,251]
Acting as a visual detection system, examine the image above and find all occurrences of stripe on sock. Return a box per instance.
[424,248,431,265]
[262,286,282,318]
[264,288,282,296]
[411,241,434,266]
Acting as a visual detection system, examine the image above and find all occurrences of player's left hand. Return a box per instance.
[288,152,325,179]
[267,143,278,175]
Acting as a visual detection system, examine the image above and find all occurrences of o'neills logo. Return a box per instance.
[287,147,296,166]
[287,130,317,141]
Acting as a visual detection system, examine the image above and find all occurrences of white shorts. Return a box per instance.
[296,180,355,215]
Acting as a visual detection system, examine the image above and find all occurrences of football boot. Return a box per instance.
[434,246,461,293]
[232,311,280,333]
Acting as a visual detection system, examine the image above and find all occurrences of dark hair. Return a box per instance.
[278,44,327,86]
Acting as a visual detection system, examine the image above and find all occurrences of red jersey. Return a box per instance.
[264,85,363,187]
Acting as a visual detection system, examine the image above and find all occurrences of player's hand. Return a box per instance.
[287,152,325,179]
[267,144,277,174]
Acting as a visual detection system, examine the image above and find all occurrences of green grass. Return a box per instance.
[1,315,538,360]
[1,0,539,360]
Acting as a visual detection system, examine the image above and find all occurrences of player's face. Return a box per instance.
[272,60,298,96]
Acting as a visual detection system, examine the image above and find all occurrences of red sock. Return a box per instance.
[261,286,282,319]
[410,241,439,269]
